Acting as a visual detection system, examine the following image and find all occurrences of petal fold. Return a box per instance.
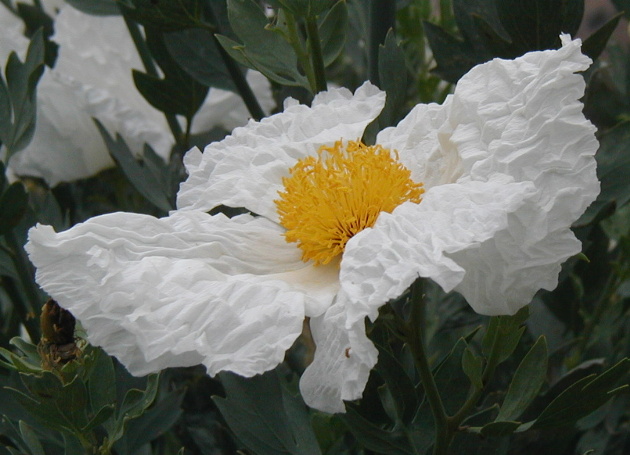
[299,299,378,413]
[25,211,336,376]
[341,177,536,324]
[177,82,386,221]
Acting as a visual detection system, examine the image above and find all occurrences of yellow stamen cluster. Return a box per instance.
[275,139,424,265]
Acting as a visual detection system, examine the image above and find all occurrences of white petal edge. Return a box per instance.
[444,35,599,314]
[360,36,599,317]
[299,299,378,413]
[26,210,339,375]
[341,176,537,325]
[177,81,386,221]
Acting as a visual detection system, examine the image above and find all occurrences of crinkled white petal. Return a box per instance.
[342,176,536,325]
[177,81,386,221]
[26,210,339,376]
[343,36,599,317]
[377,98,462,189]
[299,297,378,413]
[446,36,599,314]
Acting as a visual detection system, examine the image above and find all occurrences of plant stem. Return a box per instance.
[284,10,317,93]
[122,16,184,146]
[201,0,265,120]
[305,17,327,93]
[406,279,451,455]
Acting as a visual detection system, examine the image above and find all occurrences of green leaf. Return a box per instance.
[496,336,548,422]
[18,420,45,455]
[65,0,120,15]
[87,348,116,414]
[133,29,209,119]
[580,122,630,224]
[374,341,418,424]
[0,28,45,157]
[318,0,348,67]
[121,389,185,452]
[94,120,174,212]
[426,0,587,83]
[217,0,308,88]
[266,0,333,18]
[434,338,470,415]
[109,374,160,443]
[213,370,321,455]
[533,358,630,429]
[479,420,522,437]
[0,182,28,236]
[341,407,414,455]
[119,0,203,31]
[164,28,237,92]
[462,346,484,390]
[81,404,115,433]
[581,13,623,62]
[612,0,630,19]
[377,30,408,128]
[482,308,529,363]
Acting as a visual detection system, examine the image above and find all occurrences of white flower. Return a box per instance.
[26,36,599,413]
[2,5,274,185]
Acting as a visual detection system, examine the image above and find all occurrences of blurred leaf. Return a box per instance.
[612,0,630,19]
[94,120,174,212]
[374,341,418,424]
[341,407,414,455]
[18,420,44,455]
[15,3,58,67]
[581,13,623,62]
[217,0,309,88]
[117,388,185,453]
[133,29,209,119]
[80,404,115,433]
[318,0,348,66]
[87,348,116,415]
[496,336,548,422]
[214,370,321,455]
[462,346,484,390]
[0,28,45,157]
[433,338,469,415]
[118,0,203,31]
[66,0,120,15]
[164,28,237,92]
[108,374,160,443]
[482,307,529,364]
[0,182,28,236]
[266,0,334,18]
[425,0,586,83]
[377,30,408,128]
[580,122,630,224]
[479,420,522,437]
[533,358,630,429]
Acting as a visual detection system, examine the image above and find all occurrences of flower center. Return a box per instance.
[275,139,424,265]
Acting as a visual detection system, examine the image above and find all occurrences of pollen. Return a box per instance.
[275,139,424,265]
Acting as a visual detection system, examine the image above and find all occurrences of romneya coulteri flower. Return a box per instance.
[1,5,274,185]
[26,35,599,413]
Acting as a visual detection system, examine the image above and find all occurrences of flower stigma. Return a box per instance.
[276,139,424,265]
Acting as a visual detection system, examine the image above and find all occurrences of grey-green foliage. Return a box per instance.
[0,28,44,159]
